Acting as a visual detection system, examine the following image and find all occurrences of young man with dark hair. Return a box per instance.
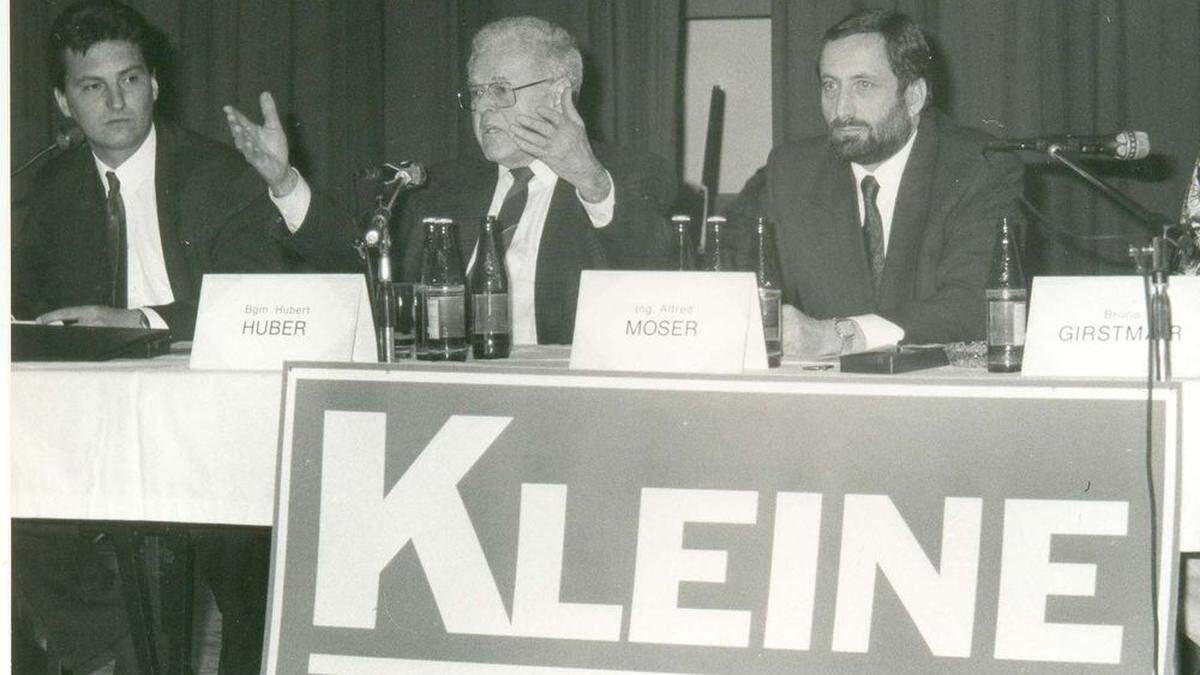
[11,1,318,671]
[731,9,1024,357]
[13,0,313,339]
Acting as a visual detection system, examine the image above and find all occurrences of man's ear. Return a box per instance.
[550,77,571,110]
[53,88,73,120]
[151,72,159,102]
[904,78,928,117]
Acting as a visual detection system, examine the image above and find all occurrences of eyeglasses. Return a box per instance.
[456,78,551,111]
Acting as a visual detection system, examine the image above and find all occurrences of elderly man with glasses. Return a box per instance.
[392,16,676,344]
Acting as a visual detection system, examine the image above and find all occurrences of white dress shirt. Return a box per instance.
[93,126,172,325]
[481,160,615,345]
[843,125,920,349]
[95,125,311,329]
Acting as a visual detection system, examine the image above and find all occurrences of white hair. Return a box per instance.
[469,16,583,94]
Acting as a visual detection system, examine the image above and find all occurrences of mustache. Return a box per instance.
[830,117,869,129]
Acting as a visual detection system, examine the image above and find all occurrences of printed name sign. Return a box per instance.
[189,274,376,370]
[569,270,768,373]
[267,366,1179,674]
[1023,276,1200,378]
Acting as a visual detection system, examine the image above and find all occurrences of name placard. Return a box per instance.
[1023,275,1200,378]
[569,270,768,373]
[189,274,376,370]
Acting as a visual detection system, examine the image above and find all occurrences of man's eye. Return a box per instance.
[488,83,513,98]
[855,80,875,90]
[821,81,837,93]
[124,73,141,84]
[82,83,102,93]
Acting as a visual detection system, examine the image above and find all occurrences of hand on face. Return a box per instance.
[509,85,610,201]
[223,92,295,195]
[37,305,146,328]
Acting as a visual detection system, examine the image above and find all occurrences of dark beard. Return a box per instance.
[828,103,914,166]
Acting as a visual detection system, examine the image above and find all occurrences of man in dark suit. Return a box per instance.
[395,16,675,344]
[223,16,676,344]
[11,1,310,672]
[731,9,1023,357]
[11,3,311,341]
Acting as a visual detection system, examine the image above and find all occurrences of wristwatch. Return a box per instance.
[833,318,858,354]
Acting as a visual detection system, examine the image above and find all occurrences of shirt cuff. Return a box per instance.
[577,169,615,228]
[139,307,168,330]
[269,168,313,233]
[848,313,905,350]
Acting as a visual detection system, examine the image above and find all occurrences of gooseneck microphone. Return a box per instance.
[12,126,85,176]
[984,130,1150,160]
[362,161,427,246]
[357,160,428,188]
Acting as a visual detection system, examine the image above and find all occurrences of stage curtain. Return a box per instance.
[770,0,1200,275]
[9,0,681,215]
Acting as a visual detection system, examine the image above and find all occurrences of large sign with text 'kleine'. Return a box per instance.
[265,367,1180,674]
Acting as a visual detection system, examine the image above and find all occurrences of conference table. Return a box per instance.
[11,347,1198,543]
[10,346,1199,672]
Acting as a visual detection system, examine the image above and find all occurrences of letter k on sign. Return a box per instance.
[312,413,515,635]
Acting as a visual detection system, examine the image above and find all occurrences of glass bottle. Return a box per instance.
[701,215,729,272]
[755,217,783,368]
[412,218,437,359]
[671,214,694,271]
[469,216,511,359]
[417,217,468,361]
[987,216,1026,373]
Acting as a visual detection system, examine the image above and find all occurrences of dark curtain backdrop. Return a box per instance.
[13,0,1198,276]
[772,0,1200,276]
[9,0,682,215]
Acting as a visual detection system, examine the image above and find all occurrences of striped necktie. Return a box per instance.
[498,166,535,254]
[860,174,885,295]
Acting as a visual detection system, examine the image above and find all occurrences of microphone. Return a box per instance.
[12,126,85,176]
[358,160,427,188]
[985,130,1150,160]
[361,161,428,246]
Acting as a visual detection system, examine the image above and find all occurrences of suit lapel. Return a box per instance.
[812,147,875,303]
[62,149,112,293]
[153,125,195,304]
[458,161,500,268]
[879,114,937,309]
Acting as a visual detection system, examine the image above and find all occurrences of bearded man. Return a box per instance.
[731,9,1024,357]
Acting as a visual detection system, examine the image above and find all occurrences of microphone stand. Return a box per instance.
[361,180,407,363]
[1046,145,1175,381]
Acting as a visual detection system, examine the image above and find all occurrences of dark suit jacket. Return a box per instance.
[386,146,676,344]
[12,122,296,340]
[731,110,1024,343]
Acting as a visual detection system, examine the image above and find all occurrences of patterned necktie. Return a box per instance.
[860,175,885,295]
[497,166,535,254]
[105,171,128,309]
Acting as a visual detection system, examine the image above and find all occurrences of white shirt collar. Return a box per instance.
[94,124,157,192]
[850,122,918,189]
[497,158,555,185]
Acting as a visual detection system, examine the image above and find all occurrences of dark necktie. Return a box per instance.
[497,166,535,254]
[860,175,885,295]
[105,171,128,309]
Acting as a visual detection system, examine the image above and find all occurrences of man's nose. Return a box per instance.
[833,90,855,120]
[106,85,126,111]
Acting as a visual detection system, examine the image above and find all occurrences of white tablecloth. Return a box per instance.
[10,351,1199,552]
